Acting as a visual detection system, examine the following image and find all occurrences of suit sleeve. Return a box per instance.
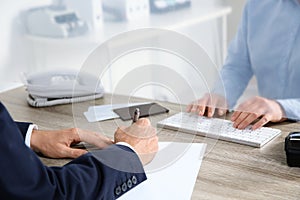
[0,102,146,200]
[15,121,31,139]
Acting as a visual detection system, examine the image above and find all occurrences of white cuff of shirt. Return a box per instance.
[25,124,38,148]
[116,142,136,153]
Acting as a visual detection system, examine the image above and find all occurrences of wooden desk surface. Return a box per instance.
[1,87,300,200]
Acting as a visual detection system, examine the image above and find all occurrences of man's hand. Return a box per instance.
[231,96,287,130]
[187,93,228,117]
[31,128,113,158]
[114,118,158,166]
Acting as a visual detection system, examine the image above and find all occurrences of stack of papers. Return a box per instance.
[84,102,150,122]
[120,142,206,200]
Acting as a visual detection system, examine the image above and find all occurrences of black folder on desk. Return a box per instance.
[113,102,169,121]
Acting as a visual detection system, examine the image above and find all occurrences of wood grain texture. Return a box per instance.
[1,87,300,199]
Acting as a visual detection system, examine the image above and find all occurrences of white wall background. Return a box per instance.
[0,0,247,101]
[218,0,245,42]
[0,0,53,91]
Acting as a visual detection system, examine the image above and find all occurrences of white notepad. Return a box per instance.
[119,142,206,200]
[84,102,151,122]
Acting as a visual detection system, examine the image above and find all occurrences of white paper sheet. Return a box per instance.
[84,102,151,122]
[119,142,206,200]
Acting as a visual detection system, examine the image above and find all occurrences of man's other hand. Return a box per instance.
[30,128,113,158]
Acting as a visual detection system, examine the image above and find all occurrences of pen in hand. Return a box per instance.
[132,108,140,124]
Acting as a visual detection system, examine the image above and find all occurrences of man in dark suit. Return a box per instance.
[0,102,158,199]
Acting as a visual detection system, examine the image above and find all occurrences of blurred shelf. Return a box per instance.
[25,2,232,45]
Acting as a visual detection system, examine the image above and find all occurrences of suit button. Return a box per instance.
[127,179,133,188]
[115,186,121,196]
[122,183,128,192]
[132,175,137,185]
